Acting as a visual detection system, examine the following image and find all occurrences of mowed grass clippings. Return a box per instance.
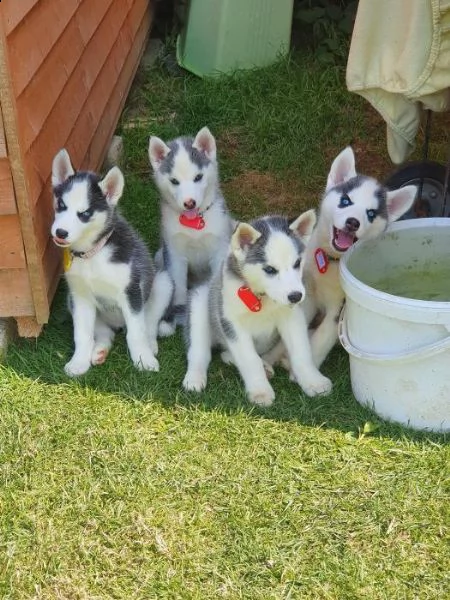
[2,50,449,599]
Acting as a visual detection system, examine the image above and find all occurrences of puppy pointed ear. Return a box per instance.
[192,126,216,161]
[386,185,417,222]
[231,222,261,259]
[326,146,356,190]
[290,209,316,242]
[52,148,74,187]
[148,136,171,170]
[99,166,124,206]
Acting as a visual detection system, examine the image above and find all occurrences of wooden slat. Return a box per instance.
[6,0,82,98]
[75,0,117,44]
[16,0,114,152]
[24,0,132,207]
[0,214,25,268]
[0,0,39,36]
[0,269,34,317]
[0,104,6,157]
[0,158,16,215]
[0,19,48,322]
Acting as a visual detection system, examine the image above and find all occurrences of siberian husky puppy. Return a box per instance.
[303,146,417,367]
[149,127,233,333]
[182,212,333,407]
[51,149,172,377]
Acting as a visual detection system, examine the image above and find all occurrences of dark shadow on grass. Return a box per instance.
[5,282,448,445]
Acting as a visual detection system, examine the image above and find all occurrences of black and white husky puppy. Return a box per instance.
[149,127,233,333]
[182,212,332,407]
[51,149,172,377]
[303,146,417,367]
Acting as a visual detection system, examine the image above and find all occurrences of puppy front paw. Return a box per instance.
[182,370,207,392]
[248,385,275,407]
[133,349,159,372]
[220,351,234,365]
[64,358,91,377]
[302,374,332,397]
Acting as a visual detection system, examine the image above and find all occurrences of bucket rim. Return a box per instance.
[340,217,450,316]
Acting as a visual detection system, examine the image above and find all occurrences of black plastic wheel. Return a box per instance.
[384,160,450,219]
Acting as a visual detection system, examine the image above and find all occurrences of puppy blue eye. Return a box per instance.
[78,209,93,222]
[56,198,66,211]
[293,258,301,269]
[263,265,278,276]
[339,194,353,208]
[194,173,203,182]
[170,178,180,186]
[366,209,377,223]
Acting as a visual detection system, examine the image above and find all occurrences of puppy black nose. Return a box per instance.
[288,291,303,304]
[184,199,196,210]
[55,228,68,239]
[345,217,360,232]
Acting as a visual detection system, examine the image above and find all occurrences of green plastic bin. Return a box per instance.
[176,0,294,77]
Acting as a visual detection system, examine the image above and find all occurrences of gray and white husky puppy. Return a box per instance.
[51,149,173,377]
[303,146,417,367]
[149,127,233,333]
[182,211,333,407]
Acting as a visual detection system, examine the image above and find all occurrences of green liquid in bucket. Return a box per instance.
[371,265,450,301]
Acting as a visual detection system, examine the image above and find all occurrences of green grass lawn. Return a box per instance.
[1,49,449,599]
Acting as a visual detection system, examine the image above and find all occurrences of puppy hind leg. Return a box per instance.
[310,311,340,368]
[183,285,211,392]
[260,341,288,378]
[146,269,174,353]
[91,316,115,365]
[159,254,188,335]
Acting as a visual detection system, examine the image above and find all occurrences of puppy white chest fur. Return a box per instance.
[66,249,131,304]
[225,286,288,337]
[305,253,342,312]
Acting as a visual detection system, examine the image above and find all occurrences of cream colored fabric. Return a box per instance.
[346,0,450,164]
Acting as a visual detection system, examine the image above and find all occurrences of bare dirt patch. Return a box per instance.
[223,169,318,219]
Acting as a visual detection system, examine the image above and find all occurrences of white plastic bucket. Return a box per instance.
[339,218,450,432]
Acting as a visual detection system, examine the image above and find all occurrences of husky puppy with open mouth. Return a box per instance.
[303,146,417,367]
[51,149,172,377]
[149,127,233,334]
[182,211,332,407]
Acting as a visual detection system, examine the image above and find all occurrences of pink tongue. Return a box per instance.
[182,209,199,220]
[335,229,354,250]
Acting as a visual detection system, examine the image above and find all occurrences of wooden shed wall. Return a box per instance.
[0,0,152,333]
